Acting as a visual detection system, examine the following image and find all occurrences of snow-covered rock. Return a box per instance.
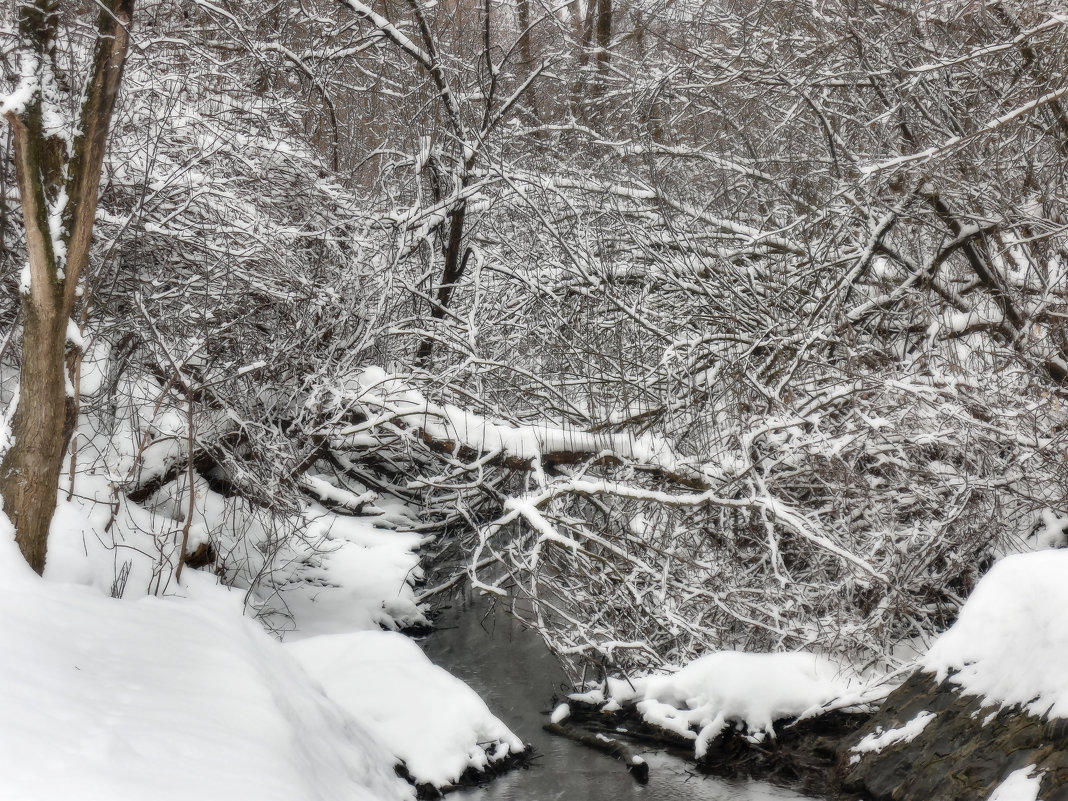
[842,551,1068,801]
[923,549,1068,717]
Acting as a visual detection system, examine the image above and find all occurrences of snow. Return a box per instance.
[938,306,1004,337]
[1032,509,1068,549]
[288,631,525,787]
[849,710,936,763]
[987,767,1043,801]
[300,473,377,510]
[581,650,854,758]
[345,366,685,480]
[0,359,523,799]
[0,520,413,801]
[0,54,38,116]
[924,550,1068,719]
[277,512,429,636]
[551,702,571,723]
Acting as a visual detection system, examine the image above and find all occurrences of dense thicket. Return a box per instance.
[3,0,1068,674]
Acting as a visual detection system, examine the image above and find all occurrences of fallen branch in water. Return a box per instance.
[543,721,650,783]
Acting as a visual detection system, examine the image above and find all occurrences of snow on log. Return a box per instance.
[331,367,714,489]
[574,650,856,759]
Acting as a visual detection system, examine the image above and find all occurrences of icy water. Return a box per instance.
[421,592,816,801]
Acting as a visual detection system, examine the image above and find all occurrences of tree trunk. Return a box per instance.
[0,301,69,574]
[1,82,70,575]
[594,0,612,73]
[516,0,540,120]
[415,199,469,364]
[569,0,595,118]
[1,0,134,573]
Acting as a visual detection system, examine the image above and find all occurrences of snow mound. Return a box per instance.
[0,522,412,801]
[583,650,851,758]
[924,550,1068,719]
[288,630,526,788]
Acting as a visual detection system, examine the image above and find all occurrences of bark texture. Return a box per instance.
[1,0,134,573]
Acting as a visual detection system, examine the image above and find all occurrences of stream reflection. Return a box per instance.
[420,591,816,801]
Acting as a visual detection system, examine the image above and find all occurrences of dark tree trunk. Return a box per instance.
[415,199,469,365]
[516,0,540,120]
[594,0,612,72]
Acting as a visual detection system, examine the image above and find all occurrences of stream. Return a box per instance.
[420,591,816,801]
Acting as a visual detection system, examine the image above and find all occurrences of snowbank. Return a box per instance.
[842,550,1068,801]
[288,630,526,787]
[575,650,852,758]
[924,550,1068,718]
[276,512,428,637]
[0,522,413,801]
[0,357,523,799]
[3,431,516,798]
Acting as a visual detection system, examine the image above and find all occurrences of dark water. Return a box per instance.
[420,592,815,801]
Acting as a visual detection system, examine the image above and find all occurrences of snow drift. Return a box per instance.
[0,519,413,801]
[289,630,526,787]
[924,549,1068,718]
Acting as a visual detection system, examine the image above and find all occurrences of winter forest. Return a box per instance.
[3,0,1068,799]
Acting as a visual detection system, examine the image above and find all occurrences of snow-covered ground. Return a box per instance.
[0,366,526,799]
[1,495,527,800]
[0,521,412,801]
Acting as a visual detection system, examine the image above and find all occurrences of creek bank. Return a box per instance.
[563,695,872,798]
[564,677,1068,800]
[838,670,1068,801]
[398,750,535,800]
[559,550,1068,800]
[839,549,1068,800]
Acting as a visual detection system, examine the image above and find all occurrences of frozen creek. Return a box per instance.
[421,592,816,801]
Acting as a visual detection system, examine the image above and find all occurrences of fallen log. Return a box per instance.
[565,694,872,797]
[543,721,650,783]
